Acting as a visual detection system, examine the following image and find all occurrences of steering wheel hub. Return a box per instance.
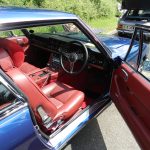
[69,53,78,63]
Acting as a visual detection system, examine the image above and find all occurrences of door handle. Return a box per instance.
[121,69,128,81]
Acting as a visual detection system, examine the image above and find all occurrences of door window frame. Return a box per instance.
[0,69,27,120]
[124,25,150,82]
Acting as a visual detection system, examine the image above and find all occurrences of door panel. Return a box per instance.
[110,63,150,149]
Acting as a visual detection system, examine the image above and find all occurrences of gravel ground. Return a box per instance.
[63,103,140,150]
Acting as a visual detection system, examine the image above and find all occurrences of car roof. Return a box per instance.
[0,7,78,24]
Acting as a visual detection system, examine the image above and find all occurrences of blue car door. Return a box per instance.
[0,70,48,150]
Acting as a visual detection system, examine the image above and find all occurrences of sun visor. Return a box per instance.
[122,0,150,10]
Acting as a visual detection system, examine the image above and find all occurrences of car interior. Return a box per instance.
[0,23,112,135]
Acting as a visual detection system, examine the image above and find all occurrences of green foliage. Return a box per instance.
[91,0,117,18]
[41,0,98,20]
[0,0,34,7]
[88,17,118,33]
[117,0,122,3]
[0,0,118,21]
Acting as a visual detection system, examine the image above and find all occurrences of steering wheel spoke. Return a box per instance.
[70,62,75,73]
[62,52,70,59]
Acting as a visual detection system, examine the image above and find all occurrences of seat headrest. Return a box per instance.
[0,38,25,67]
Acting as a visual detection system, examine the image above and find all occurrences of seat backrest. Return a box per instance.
[6,68,58,120]
[0,48,14,71]
[0,38,25,68]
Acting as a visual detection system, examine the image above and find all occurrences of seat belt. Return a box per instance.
[37,106,53,129]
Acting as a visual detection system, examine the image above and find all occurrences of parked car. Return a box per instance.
[117,9,150,38]
[0,7,150,150]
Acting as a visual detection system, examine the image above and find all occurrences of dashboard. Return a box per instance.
[30,33,108,70]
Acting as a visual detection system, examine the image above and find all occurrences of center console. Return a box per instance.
[29,68,58,88]
[28,54,62,88]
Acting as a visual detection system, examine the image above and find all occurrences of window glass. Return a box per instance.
[0,31,13,38]
[126,29,150,81]
[27,23,90,42]
[0,82,17,110]
[29,24,65,34]
[139,43,150,80]
[126,40,140,70]
[28,23,82,35]
[127,10,150,19]
[12,29,24,36]
[0,30,24,38]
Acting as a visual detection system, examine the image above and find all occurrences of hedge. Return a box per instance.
[0,0,117,21]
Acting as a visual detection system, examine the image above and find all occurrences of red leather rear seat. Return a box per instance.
[0,38,39,74]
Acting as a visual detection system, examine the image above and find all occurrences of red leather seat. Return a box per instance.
[0,38,39,73]
[6,68,84,126]
[42,82,84,119]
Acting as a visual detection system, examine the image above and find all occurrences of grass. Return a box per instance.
[87,17,118,34]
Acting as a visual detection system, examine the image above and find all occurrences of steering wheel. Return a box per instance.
[60,41,88,75]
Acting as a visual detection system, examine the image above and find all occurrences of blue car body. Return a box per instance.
[0,105,48,150]
[0,7,143,150]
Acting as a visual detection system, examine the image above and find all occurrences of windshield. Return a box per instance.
[28,23,92,43]
[29,23,88,41]
[126,10,150,20]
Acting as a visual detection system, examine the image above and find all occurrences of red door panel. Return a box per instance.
[110,63,150,150]
[7,36,29,52]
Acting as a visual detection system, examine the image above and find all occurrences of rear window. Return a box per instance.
[126,10,150,20]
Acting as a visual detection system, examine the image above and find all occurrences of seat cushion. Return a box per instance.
[42,82,84,119]
[19,62,40,74]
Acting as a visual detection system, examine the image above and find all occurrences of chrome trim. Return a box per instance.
[0,103,28,120]
[46,99,110,150]
[0,75,23,100]
[0,75,27,120]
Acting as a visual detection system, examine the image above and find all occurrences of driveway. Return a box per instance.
[63,103,140,150]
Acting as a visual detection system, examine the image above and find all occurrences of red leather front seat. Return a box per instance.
[42,82,84,119]
[0,38,39,73]
[6,68,84,126]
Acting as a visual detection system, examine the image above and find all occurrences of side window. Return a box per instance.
[0,31,14,38]
[0,30,24,38]
[139,44,150,80]
[29,25,65,34]
[126,40,140,70]
[0,82,17,111]
[12,29,24,36]
[28,23,80,34]
[126,28,150,81]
